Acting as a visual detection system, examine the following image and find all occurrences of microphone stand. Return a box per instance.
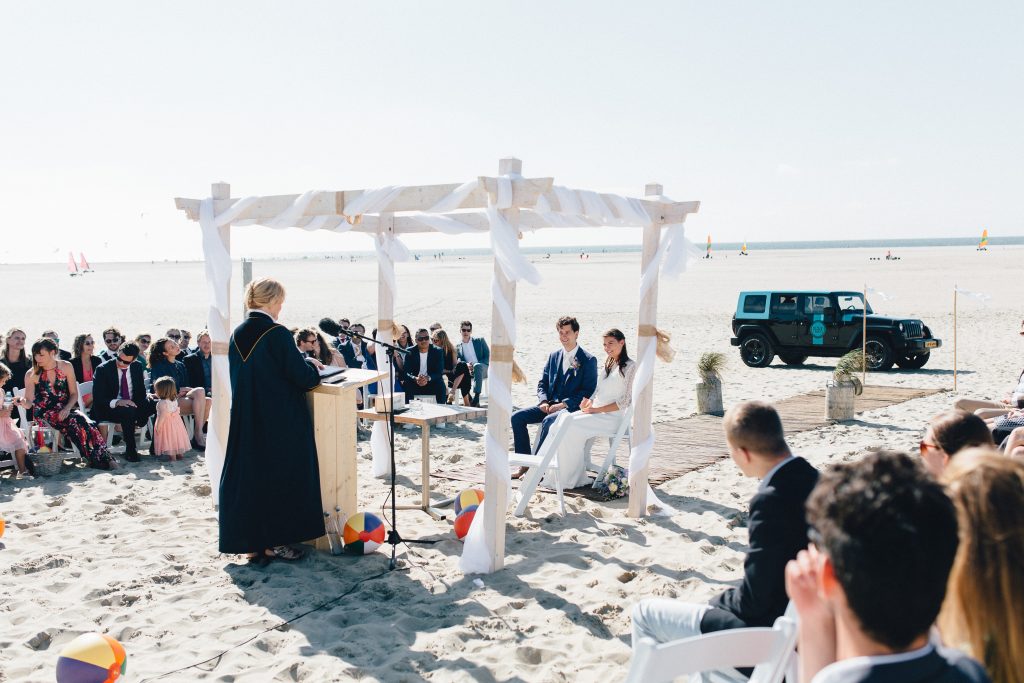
[343,329,438,571]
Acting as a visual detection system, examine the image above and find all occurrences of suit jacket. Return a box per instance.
[457,337,490,366]
[91,358,148,420]
[701,456,820,632]
[98,348,117,363]
[403,345,445,384]
[811,646,990,683]
[70,355,103,384]
[183,353,210,391]
[536,347,598,413]
[339,340,368,369]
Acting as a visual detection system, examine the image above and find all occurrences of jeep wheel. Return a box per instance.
[779,353,808,366]
[895,352,930,369]
[740,333,775,368]
[864,336,894,371]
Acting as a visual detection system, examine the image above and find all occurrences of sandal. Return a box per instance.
[511,466,529,480]
[264,546,303,562]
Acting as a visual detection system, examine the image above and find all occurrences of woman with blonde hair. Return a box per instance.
[432,328,471,405]
[220,278,326,564]
[940,450,1024,683]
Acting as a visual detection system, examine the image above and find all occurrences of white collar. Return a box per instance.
[758,455,795,491]
[562,345,578,358]
[812,643,934,683]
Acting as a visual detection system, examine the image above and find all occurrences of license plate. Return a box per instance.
[925,341,937,348]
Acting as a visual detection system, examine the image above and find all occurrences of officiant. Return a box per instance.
[218,278,326,563]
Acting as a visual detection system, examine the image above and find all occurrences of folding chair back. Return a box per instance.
[508,412,576,516]
[592,404,634,485]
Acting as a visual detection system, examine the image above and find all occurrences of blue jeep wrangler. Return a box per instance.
[730,290,941,371]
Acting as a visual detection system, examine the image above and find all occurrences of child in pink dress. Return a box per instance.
[152,377,192,461]
[0,363,32,479]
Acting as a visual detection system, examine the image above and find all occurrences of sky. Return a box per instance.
[1,1,1022,263]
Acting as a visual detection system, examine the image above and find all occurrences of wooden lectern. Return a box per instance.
[306,368,384,550]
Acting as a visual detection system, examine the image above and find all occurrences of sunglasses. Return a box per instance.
[461,328,472,333]
[104,337,119,343]
[117,356,135,365]
[167,334,181,340]
[84,340,94,345]
[416,336,429,341]
[139,338,151,344]
[919,440,942,454]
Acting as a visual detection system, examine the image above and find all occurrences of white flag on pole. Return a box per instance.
[955,287,991,303]
[866,286,895,301]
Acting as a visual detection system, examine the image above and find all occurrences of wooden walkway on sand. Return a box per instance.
[431,384,944,497]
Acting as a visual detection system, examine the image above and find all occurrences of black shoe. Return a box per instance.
[472,393,481,407]
[191,439,206,452]
[113,435,123,446]
[125,451,141,463]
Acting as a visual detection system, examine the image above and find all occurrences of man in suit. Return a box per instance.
[402,328,446,403]
[456,320,490,407]
[184,331,212,394]
[91,342,156,462]
[785,451,989,683]
[41,330,71,361]
[339,323,368,369]
[510,316,598,471]
[632,401,819,649]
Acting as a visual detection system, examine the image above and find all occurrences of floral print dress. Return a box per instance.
[33,366,113,469]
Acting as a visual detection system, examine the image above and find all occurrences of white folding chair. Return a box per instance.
[77,381,153,453]
[14,389,30,442]
[586,404,634,487]
[508,412,576,516]
[626,615,798,683]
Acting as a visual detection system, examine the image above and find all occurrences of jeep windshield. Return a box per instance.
[835,293,874,314]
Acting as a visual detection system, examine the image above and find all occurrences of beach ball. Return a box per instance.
[454,488,484,516]
[56,632,127,683]
[454,505,478,540]
[342,512,386,555]
[0,513,5,538]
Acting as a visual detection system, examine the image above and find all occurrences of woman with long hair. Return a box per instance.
[940,451,1024,683]
[1,327,30,396]
[21,338,116,470]
[393,324,412,373]
[542,328,637,488]
[432,328,472,405]
[70,334,103,409]
[149,337,208,450]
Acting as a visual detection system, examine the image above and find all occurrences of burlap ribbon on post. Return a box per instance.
[491,344,527,384]
[638,325,676,363]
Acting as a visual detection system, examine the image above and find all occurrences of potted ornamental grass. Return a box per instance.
[696,352,726,416]
[826,350,865,421]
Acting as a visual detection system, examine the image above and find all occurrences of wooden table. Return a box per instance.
[357,402,487,519]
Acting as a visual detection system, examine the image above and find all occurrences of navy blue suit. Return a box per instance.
[511,347,598,454]
[402,345,447,403]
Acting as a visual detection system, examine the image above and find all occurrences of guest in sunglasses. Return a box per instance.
[133,334,152,371]
[401,328,446,404]
[41,330,72,361]
[919,409,993,478]
[98,327,124,363]
[71,334,103,409]
[456,320,489,407]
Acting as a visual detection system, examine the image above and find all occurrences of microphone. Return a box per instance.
[318,318,343,337]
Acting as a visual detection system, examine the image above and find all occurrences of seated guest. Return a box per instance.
[940,452,1024,683]
[339,323,368,369]
[133,334,152,371]
[0,362,31,478]
[295,328,344,367]
[510,316,597,471]
[433,329,472,405]
[785,450,989,682]
[98,327,123,363]
[457,320,490,407]
[393,324,413,373]
[180,329,195,356]
[365,329,403,397]
[331,318,351,353]
[632,401,819,651]
[920,409,993,478]
[401,328,446,404]
[91,342,156,463]
[70,334,103,409]
[954,320,1024,420]
[2,328,31,425]
[165,328,183,352]
[183,330,213,394]
[41,330,72,360]
[149,337,208,450]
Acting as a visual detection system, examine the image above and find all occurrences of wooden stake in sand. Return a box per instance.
[953,284,958,392]
[862,283,868,385]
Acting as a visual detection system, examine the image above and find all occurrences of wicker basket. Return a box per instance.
[29,450,64,477]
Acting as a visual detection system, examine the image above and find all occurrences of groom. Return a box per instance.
[511,316,598,470]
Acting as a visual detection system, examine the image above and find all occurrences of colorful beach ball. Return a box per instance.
[454,505,478,540]
[454,488,484,516]
[0,513,5,538]
[56,632,127,683]
[342,512,386,555]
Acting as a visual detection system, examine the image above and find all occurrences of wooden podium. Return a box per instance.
[306,368,384,550]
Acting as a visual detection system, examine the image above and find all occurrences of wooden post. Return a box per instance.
[210,181,231,508]
[242,259,253,315]
[953,285,958,392]
[377,212,396,396]
[627,183,663,518]
[481,157,521,572]
[862,284,867,385]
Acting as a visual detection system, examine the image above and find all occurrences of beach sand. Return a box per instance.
[0,245,1017,681]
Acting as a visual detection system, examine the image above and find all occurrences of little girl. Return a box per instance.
[0,363,32,479]
[153,376,191,461]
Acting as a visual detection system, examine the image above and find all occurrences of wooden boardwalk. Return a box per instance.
[431,384,944,497]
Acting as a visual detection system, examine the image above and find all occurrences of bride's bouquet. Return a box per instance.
[595,465,629,500]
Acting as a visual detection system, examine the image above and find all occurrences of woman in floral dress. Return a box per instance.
[21,338,116,470]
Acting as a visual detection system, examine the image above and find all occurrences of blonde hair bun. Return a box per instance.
[245,278,286,311]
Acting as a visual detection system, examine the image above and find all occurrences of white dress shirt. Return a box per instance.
[561,346,579,374]
[460,340,478,365]
[109,365,137,409]
[419,350,429,375]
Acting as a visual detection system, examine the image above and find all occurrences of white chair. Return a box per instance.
[14,389,30,442]
[585,404,634,488]
[626,615,798,683]
[508,413,576,516]
[77,381,153,453]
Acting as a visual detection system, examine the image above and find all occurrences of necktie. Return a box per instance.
[120,369,130,400]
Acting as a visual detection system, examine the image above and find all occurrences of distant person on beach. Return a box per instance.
[919,410,993,477]
[98,327,123,363]
[22,337,117,470]
[41,330,71,361]
[219,278,325,563]
[939,452,1024,683]
[90,342,155,462]
[457,320,489,407]
[785,451,989,682]
[402,328,446,404]
[631,401,818,651]
[510,316,597,476]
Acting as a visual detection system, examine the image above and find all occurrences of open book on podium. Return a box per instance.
[306,367,385,551]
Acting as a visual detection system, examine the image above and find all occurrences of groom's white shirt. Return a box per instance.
[561,345,578,374]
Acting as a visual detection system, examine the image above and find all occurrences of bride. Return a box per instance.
[542,328,636,489]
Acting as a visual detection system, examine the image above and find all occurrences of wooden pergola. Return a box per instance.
[174,158,699,573]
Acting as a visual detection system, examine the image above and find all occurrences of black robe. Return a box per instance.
[218,311,325,553]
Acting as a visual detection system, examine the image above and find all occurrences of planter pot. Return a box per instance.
[696,375,724,416]
[826,379,858,421]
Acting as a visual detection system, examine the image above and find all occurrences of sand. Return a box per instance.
[0,245,1017,681]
